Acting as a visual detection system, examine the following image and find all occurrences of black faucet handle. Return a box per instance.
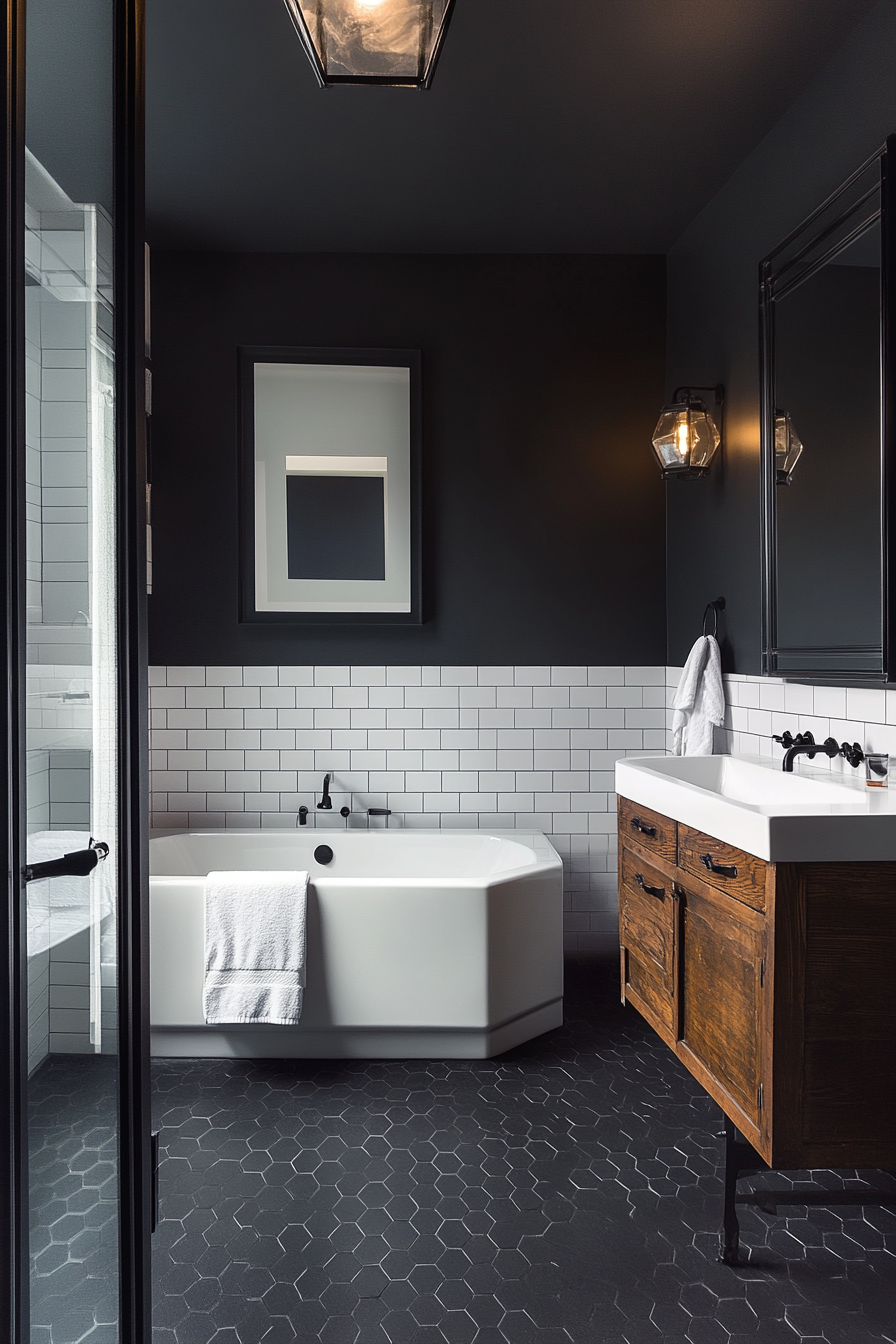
[840,741,865,768]
[773,730,796,748]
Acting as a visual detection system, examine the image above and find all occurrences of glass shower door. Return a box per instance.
[23,139,121,1341]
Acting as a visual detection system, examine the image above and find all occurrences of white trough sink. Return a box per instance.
[615,754,896,862]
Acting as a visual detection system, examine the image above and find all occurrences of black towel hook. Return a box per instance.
[702,596,726,639]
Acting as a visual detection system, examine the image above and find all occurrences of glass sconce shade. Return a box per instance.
[651,393,721,478]
[775,408,804,485]
[283,0,455,87]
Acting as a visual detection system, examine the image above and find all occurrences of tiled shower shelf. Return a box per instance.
[27,728,92,750]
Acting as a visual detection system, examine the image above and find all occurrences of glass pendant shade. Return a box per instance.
[651,394,721,478]
[283,0,455,87]
[775,408,804,485]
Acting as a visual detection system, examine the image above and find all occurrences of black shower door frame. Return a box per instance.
[1,1,152,1339]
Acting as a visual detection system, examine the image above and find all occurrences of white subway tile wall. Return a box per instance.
[149,665,677,956]
[148,662,896,951]
[719,673,896,770]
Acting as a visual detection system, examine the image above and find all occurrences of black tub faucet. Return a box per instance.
[772,730,864,773]
[317,773,333,809]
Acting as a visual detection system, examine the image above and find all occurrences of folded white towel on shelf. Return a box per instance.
[203,870,308,1025]
[672,635,725,756]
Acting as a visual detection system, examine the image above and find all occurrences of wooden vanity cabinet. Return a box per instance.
[618,796,896,1171]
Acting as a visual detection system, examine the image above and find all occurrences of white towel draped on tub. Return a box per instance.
[203,870,308,1025]
[672,635,725,756]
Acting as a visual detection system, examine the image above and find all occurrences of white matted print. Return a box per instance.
[240,349,421,624]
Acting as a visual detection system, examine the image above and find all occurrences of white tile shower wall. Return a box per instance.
[718,674,896,773]
[148,665,675,956]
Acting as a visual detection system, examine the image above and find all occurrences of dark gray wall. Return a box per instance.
[26,0,113,210]
[666,0,896,672]
[148,252,666,667]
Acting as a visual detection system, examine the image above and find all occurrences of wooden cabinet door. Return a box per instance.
[678,881,767,1146]
[619,845,679,1044]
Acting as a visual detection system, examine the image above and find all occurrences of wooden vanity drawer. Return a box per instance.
[618,797,677,863]
[619,846,679,1039]
[678,824,767,911]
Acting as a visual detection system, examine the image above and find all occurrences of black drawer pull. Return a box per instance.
[700,852,738,879]
[636,873,665,899]
[630,817,657,838]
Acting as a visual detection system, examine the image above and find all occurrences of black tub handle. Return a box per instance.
[630,817,657,838]
[701,852,738,879]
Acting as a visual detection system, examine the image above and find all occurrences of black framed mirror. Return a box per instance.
[760,135,896,682]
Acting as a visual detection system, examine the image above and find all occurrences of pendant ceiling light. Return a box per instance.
[283,0,456,88]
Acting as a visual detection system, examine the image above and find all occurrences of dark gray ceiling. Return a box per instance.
[146,0,878,253]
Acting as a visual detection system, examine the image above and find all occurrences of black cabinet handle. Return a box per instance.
[24,838,109,883]
[636,873,665,899]
[700,852,738,879]
[630,817,657,838]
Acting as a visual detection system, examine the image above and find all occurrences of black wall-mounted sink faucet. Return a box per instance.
[773,730,865,773]
[317,773,333,809]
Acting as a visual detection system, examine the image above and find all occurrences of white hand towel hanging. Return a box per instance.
[203,869,308,1025]
[671,635,724,756]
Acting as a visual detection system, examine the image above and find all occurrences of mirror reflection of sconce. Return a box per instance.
[651,384,724,479]
[774,408,804,485]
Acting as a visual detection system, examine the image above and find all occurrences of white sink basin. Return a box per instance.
[638,755,862,807]
[616,754,896,862]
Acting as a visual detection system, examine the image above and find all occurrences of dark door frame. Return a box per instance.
[1,2,151,1339]
[2,0,28,1334]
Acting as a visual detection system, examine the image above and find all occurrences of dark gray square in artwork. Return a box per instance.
[286,475,385,582]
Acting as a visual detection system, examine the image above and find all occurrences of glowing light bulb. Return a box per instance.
[675,416,690,459]
[355,0,388,8]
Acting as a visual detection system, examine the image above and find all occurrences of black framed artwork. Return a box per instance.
[238,346,422,624]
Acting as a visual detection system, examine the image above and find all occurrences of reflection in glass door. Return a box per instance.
[24,136,121,1339]
[3,2,150,1340]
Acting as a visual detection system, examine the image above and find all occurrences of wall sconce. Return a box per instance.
[283,0,456,88]
[651,384,724,479]
[775,408,804,485]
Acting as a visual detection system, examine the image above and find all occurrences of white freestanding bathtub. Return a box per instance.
[149,829,563,1059]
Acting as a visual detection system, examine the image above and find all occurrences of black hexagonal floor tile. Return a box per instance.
[25,962,894,1343]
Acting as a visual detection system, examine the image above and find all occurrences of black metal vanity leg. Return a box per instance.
[720,1116,741,1265]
